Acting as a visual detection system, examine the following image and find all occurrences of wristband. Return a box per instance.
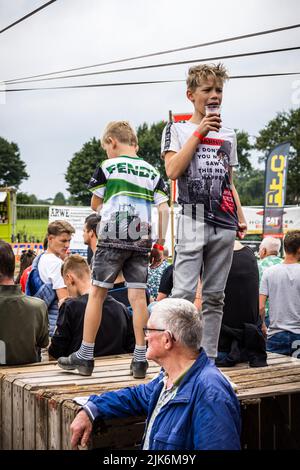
[153,243,164,251]
[193,131,205,142]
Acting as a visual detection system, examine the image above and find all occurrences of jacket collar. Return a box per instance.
[169,349,209,402]
[152,349,209,405]
[0,284,23,297]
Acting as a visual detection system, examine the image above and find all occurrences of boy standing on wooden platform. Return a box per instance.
[161,63,247,360]
[58,121,169,378]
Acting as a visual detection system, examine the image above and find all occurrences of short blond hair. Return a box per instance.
[47,220,75,237]
[101,121,138,147]
[186,63,229,92]
[61,254,90,279]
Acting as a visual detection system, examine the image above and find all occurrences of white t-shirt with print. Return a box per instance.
[161,121,238,230]
[38,253,65,290]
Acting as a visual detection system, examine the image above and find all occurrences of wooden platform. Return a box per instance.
[1,352,300,450]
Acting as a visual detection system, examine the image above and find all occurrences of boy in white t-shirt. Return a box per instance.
[161,63,247,359]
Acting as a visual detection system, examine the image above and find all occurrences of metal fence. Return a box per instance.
[15,204,49,243]
[16,204,49,220]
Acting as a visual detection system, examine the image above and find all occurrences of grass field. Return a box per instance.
[16,219,48,242]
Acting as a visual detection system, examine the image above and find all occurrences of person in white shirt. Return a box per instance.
[259,230,300,356]
[26,220,75,336]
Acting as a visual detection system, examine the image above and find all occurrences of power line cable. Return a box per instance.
[5,23,300,83]
[2,72,300,93]
[0,0,57,34]
[4,46,300,85]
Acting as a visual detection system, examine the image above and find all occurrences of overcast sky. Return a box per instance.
[1,0,300,199]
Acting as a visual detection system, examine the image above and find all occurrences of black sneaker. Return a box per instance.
[57,352,94,376]
[130,359,148,379]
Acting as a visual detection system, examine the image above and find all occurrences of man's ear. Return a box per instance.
[164,332,173,350]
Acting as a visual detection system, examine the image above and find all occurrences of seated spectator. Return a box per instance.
[49,255,135,362]
[16,249,37,292]
[257,237,282,326]
[70,299,241,450]
[260,230,300,356]
[156,263,173,301]
[0,240,48,365]
[110,272,150,315]
[26,220,75,336]
[82,213,101,267]
[216,241,267,367]
[147,247,169,301]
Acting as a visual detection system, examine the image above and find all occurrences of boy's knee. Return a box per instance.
[202,291,225,309]
[128,288,147,304]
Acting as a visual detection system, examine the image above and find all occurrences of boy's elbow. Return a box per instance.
[165,159,177,180]
[165,166,178,180]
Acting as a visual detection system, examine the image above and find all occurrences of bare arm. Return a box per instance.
[56,287,68,301]
[164,114,222,180]
[259,294,268,337]
[193,277,202,311]
[230,169,247,239]
[91,194,103,213]
[150,202,169,265]
[259,294,267,322]
[156,292,168,302]
[156,201,169,246]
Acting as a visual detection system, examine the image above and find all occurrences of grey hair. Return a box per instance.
[151,298,202,350]
[260,237,281,255]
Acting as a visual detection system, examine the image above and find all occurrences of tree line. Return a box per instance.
[1,108,299,207]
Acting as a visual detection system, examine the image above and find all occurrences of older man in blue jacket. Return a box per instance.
[70,298,241,450]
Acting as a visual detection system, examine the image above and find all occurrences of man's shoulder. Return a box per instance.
[261,255,282,266]
[22,294,47,312]
[104,294,128,315]
[63,295,88,313]
[265,261,285,273]
[197,363,237,400]
[261,262,286,283]
[39,253,62,268]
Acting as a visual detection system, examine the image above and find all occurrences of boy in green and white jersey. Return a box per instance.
[58,121,169,378]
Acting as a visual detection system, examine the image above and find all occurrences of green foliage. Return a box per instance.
[0,137,28,188]
[137,121,166,179]
[16,192,38,204]
[53,192,66,205]
[65,138,106,206]
[235,130,253,176]
[234,168,265,206]
[230,130,264,206]
[255,108,300,204]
